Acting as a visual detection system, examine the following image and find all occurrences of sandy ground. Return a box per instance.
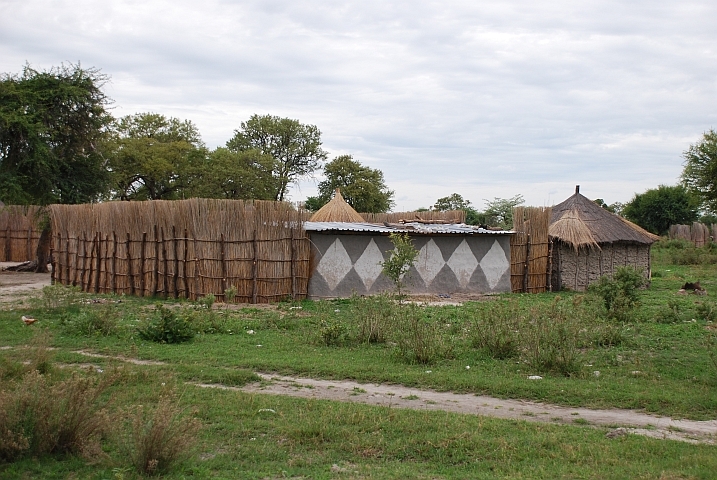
[0,262,52,304]
[3,269,714,444]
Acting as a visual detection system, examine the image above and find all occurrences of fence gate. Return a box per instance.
[510,206,552,293]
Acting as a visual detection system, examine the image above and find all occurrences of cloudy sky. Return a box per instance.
[2,0,716,211]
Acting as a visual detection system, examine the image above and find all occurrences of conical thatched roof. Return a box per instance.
[549,187,659,249]
[309,189,365,222]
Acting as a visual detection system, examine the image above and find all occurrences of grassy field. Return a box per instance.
[2,238,717,478]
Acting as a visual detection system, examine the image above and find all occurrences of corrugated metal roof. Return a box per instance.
[304,221,513,235]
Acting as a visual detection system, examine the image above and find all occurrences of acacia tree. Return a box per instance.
[682,129,717,213]
[107,113,206,200]
[187,147,276,200]
[226,114,327,201]
[622,185,699,235]
[0,64,113,271]
[305,155,394,212]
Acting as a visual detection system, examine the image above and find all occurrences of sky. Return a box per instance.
[1,0,716,211]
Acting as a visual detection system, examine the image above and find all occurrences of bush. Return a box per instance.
[0,369,113,462]
[471,301,521,359]
[39,284,82,310]
[60,306,119,337]
[696,301,717,322]
[589,266,646,320]
[656,299,684,324]
[119,390,200,476]
[393,304,453,365]
[137,305,195,344]
[352,294,396,344]
[319,317,348,346]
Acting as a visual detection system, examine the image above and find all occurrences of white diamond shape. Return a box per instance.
[480,240,510,289]
[354,239,384,290]
[415,239,445,285]
[447,239,478,288]
[316,239,353,291]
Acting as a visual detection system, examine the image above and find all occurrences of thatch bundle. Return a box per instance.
[361,210,466,224]
[50,199,310,303]
[0,205,42,261]
[548,209,599,250]
[309,189,365,222]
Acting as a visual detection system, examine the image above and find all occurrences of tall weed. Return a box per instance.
[393,304,452,365]
[352,294,396,344]
[471,301,521,359]
[138,305,195,344]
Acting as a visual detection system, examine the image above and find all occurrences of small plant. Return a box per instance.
[656,299,683,324]
[393,304,453,365]
[119,390,200,476]
[39,284,82,310]
[319,317,347,346]
[589,266,646,320]
[696,301,717,322]
[138,305,195,344]
[224,285,237,306]
[198,293,215,310]
[471,301,521,359]
[381,233,419,301]
[352,294,396,344]
[60,306,119,337]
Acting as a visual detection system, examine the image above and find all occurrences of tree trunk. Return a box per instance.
[34,225,51,273]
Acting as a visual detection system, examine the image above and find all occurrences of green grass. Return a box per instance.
[2,243,717,477]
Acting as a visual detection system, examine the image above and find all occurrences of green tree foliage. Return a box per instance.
[381,233,419,300]
[682,129,717,213]
[593,199,625,215]
[432,193,482,225]
[188,148,276,200]
[304,155,394,212]
[482,195,524,229]
[622,185,699,235]
[107,113,206,201]
[0,64,112,205]
[226,114,327,201]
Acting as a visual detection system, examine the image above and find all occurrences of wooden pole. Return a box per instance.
[5,226,11,262]
[111,232,118,294]
[72,236,80,286]
[152,225,159,297]
[546,238,553,292]
[193,237,200,301]
[172,226,179,298]
[252,229,258,304]
[127,233,135,296]
[183,229,189,299]
[79,232,87,291]
[103,234,110,293]
[290,228,296,300]
[140,232,147,297]
[64,233,70,286]
[161,227,168,298]
[220,233,227,301]
[94,233,101,293]
[523,233,530,294]
[26,228,32,261]
[86,233,95,292]
[50,233,57,285]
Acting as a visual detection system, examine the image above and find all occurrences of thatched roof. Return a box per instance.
[309,189,365,222]
[549,187,659,249]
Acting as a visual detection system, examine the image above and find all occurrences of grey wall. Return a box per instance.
[554,242,651,291]
[308,232,512,298]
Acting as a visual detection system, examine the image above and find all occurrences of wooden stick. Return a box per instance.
[50,233,57,285]
[26,228,32,261]
[220,233,227,300]
[140,232,147,297]
[193,237,200,301]
[290,228,296,300]
[183,229,189,299]
[152,225,159,297]
[94,233,101,293]
[172,226,179,298]
[127,233,135,296]
[5,226,10,262]
[72,235,80,286]
[111,232,118,294]
[80,232,87,291]
[523,233,530,293]
[161,227,168,298]
[252,229,258,304]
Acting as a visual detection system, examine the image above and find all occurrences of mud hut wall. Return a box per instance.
[0,205,42,262]
[556,242,651,291]
[49,199,310,303]
[308,232,511,298]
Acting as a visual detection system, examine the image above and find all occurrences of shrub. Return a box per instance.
[319,317,348,346]
[60,306,119,337]
[522,297,583,376]
[589,266,646,320]
[0,369,113,462]
[471,301,521,359]
[656,299,684,324]
[137,305,195,344]
[393,304,453,365]
[39,284,82,310]
[119,390,200,476]
[352,294,396,344]
[696,301,717,322]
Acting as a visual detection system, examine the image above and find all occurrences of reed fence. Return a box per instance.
[49,199,310,303]
[360,210,466,224]
[668,222,715,247]
[510,206,552,293]
[0,205,42,262]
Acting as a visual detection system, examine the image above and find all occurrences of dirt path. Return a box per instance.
[195,373,717,445]
[0,262,51,304]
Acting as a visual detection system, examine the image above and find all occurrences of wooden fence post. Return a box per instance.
[193,237,200,300]
[547,238,553,292]
[94,233,101,293]
[183,229,189,299]
[127,233,135,296]
[26,228,32,261]
[103,234,110,293]
[5,226,11,261]
[523,233,531,294]
[79,233,87,291]
[290,229,296,300]
[161,227,168,298]
[140,232,147,296]
[111,232,118,294]
[252,230,258,304]
[50,233,57,285]
[172,226,179,298]
[72,236,80,286]
[152,225,159,297]
[220,233,227,300]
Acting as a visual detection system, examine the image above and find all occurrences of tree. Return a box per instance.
[381,232,418,301]
[226,114,328,202]
[622,185,699,235]
[593,199,625,216]
[305,155,394,212]
[0,64,113,271]
[432,193,481,225]
[107,113,206,201]
[682,129,717,213]
[482,195,525,230]
[187,147,276,200]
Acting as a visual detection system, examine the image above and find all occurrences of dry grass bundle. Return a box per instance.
[0,205,42,261]
[548,210,598,250]
[361,210,466,224]
[50,199,310,303]
[309,189,365,222]
[511,206,552,293]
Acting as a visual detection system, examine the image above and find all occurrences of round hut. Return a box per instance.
[309,189,365,223]
[549,186,659,291]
